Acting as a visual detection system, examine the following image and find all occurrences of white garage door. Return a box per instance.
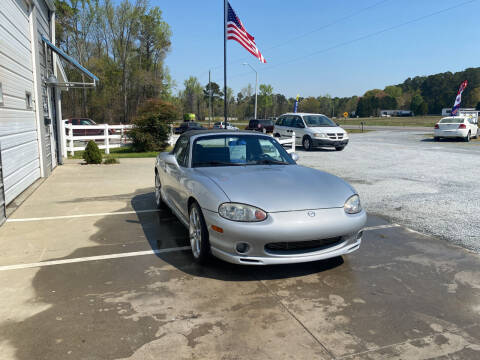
[0,0,40,206]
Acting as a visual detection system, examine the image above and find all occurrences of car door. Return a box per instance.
[168,137,191,218]
[293,116,306,145]
[282,115,295,138]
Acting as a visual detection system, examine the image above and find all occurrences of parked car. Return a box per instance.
[154,130,366,265]
[213,122,239,130]
[434,116,479,142]
[274,113,349,151]
[245,119,274,133]
[174,122,205,134]
[64,118,115,136]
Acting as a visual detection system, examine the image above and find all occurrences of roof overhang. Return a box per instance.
[44,0,56,11]
[41,35,98,88]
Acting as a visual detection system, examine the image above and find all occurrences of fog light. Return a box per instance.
[235,242,250,254]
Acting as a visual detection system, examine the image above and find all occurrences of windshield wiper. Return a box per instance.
[256,159,290,165]
[194,161,244,167]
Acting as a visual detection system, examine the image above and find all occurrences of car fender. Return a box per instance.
[183,169,231,213]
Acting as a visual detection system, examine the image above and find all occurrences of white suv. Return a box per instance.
[274,113,349,151]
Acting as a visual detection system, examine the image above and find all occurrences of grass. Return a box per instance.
[337,116,440,127]
[68,145,172,160]
[179,116,441,129]
[346,129,374,134]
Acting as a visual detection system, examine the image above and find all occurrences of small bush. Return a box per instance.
[103,156,119,165]
[83,141,103,164]
[128,99,179,152]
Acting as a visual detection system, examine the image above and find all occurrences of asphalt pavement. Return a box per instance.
[300,129,480,253]
[0,157,479,359]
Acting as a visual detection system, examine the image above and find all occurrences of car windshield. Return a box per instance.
[259,120,273,125]
[439,118,463,124]
[303,115,337,127]
[192,135,295,167]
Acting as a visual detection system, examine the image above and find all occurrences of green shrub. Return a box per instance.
[128,99,178,152]
[83,140,103,164]
[103,156,119,164]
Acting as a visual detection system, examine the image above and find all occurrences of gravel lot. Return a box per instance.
[298,130,480,253]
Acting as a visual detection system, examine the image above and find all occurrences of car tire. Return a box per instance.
[335,146,345,151]
[302,136,312,151]
[434,137,440,141]
[465,132,471,142]
[189,202,211,264]
[154,172,166,209]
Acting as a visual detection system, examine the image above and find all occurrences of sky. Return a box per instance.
[157,0,480,98]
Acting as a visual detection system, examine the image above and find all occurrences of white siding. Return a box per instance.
[0,0,40,206]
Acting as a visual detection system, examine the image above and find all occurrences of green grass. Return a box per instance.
[337,116,440,127]
[345,129,374,134]
[68,145,172,160]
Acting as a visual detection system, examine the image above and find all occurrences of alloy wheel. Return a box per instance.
[155,173,161,206]
[189,207,202,258]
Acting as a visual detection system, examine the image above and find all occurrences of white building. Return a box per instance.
[0,0,97,224]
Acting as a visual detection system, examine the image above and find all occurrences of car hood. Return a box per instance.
[196,165,355,212]
[308,126,346,134]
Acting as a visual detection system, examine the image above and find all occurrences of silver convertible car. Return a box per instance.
[155,130,366,265]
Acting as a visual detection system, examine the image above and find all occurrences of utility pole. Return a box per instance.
[243,63,257,119]
[208,70,212,128]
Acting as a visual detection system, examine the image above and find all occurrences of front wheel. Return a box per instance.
[302,136,312,151]
[189,202,210,264]
[335,146,345,151]
[154,172,165,209]
[464,132,471,142]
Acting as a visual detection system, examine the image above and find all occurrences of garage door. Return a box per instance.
[0,0,41,206]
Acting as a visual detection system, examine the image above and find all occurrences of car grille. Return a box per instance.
[327,133,344,140]
[265,237,342,254]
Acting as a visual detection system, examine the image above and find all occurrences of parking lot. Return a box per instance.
[0,131,479,359]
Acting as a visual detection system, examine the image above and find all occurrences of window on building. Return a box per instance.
[0,83,4,106]
[26,91,32,109]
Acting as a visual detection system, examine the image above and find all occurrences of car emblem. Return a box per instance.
[307,211,316,217]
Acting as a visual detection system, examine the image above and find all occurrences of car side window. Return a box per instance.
[294,117,304,128]
[276,117,284,126]
[173,137,190,167]
[80,120,91,125]
[284,116,294,128]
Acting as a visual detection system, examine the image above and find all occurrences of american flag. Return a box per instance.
[227,2,266,63]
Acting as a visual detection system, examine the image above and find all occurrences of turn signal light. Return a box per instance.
[458,124,466,129]
[211,225,223,233]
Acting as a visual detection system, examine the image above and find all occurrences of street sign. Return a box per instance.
[343,112,348,118]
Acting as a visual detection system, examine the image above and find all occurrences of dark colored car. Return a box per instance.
[64,118,115,136]
[174,122,205,134]
[245,119,274,133]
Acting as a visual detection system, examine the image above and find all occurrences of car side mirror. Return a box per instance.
[165,154,178,167]
[291,153,299,162]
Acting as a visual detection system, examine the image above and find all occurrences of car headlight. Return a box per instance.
[313,133,327,138]
[218,203,267,222]
[344,195,362,214]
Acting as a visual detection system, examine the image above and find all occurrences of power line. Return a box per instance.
[205,0,393,74]
[230,0,478,79]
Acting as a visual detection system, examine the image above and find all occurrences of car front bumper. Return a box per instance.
[202,207,366,265]
[434,129,468,138]
[311,138,349,147]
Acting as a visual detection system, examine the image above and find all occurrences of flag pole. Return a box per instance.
[223,0,228,123]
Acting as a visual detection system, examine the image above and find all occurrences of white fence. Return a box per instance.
[63,123,133,157]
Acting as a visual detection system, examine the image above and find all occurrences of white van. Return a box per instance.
[274,113,349,151]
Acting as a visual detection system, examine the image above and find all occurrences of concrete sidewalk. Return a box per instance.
[0,158,479,359]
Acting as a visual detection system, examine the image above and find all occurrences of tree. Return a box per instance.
[299,97,319,113]
[384,85,402,99]
[258,84,273,118]
[410,93,428,115]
